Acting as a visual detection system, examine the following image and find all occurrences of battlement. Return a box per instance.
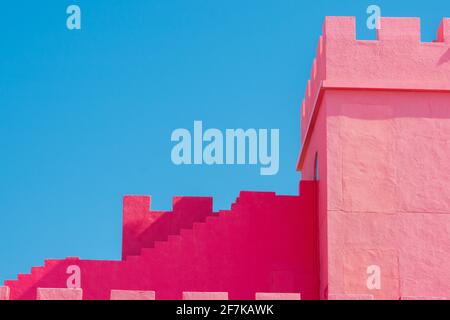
[123,195,213,213]
[320,16,450,42]
[298,16,450,170]
[4,181,318,300]
[122,195,214,258]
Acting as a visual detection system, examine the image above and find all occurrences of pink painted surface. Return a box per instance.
[36,288,83,300]
[4,182,318,300]
[299,17,450,158]
[255,293,301,300]
[110,290,155,300]
[3,16,450,301]
[323,89,450,300]
[122,196,214,259]
[328,294,374,300]
[183,292,229,300]
[0,286,10,300]
[299,17,450,300]
[401,296,448,300]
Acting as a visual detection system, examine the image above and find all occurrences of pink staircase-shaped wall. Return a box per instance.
[4,181,318,300]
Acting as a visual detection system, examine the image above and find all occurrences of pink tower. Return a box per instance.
[298,16,450,300]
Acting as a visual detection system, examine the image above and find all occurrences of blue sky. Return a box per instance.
[0,0,448,282]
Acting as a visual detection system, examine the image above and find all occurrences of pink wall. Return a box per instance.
[325,90,450,299]
[299,101,328,299]
[122,196,214,259]
[298,16,450,299]
[5,182,319,300]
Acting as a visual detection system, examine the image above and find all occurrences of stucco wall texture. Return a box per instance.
[298,17,450,300]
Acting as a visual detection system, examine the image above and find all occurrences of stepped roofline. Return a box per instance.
[297,16,450,170]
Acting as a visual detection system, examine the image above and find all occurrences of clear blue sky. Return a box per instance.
[0,0,448,282]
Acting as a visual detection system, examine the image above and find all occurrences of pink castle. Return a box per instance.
[1,16,450,300]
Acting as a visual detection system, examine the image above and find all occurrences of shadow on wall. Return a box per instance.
[438,48,450,65]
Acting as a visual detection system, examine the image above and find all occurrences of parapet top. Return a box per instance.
[323,16,450,42]
[298,16,450,170]
[308,16,450,101]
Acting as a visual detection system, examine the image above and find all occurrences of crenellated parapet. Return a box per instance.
[298,16,450,169]
[122,195,214,259]
[4,181,319,300]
